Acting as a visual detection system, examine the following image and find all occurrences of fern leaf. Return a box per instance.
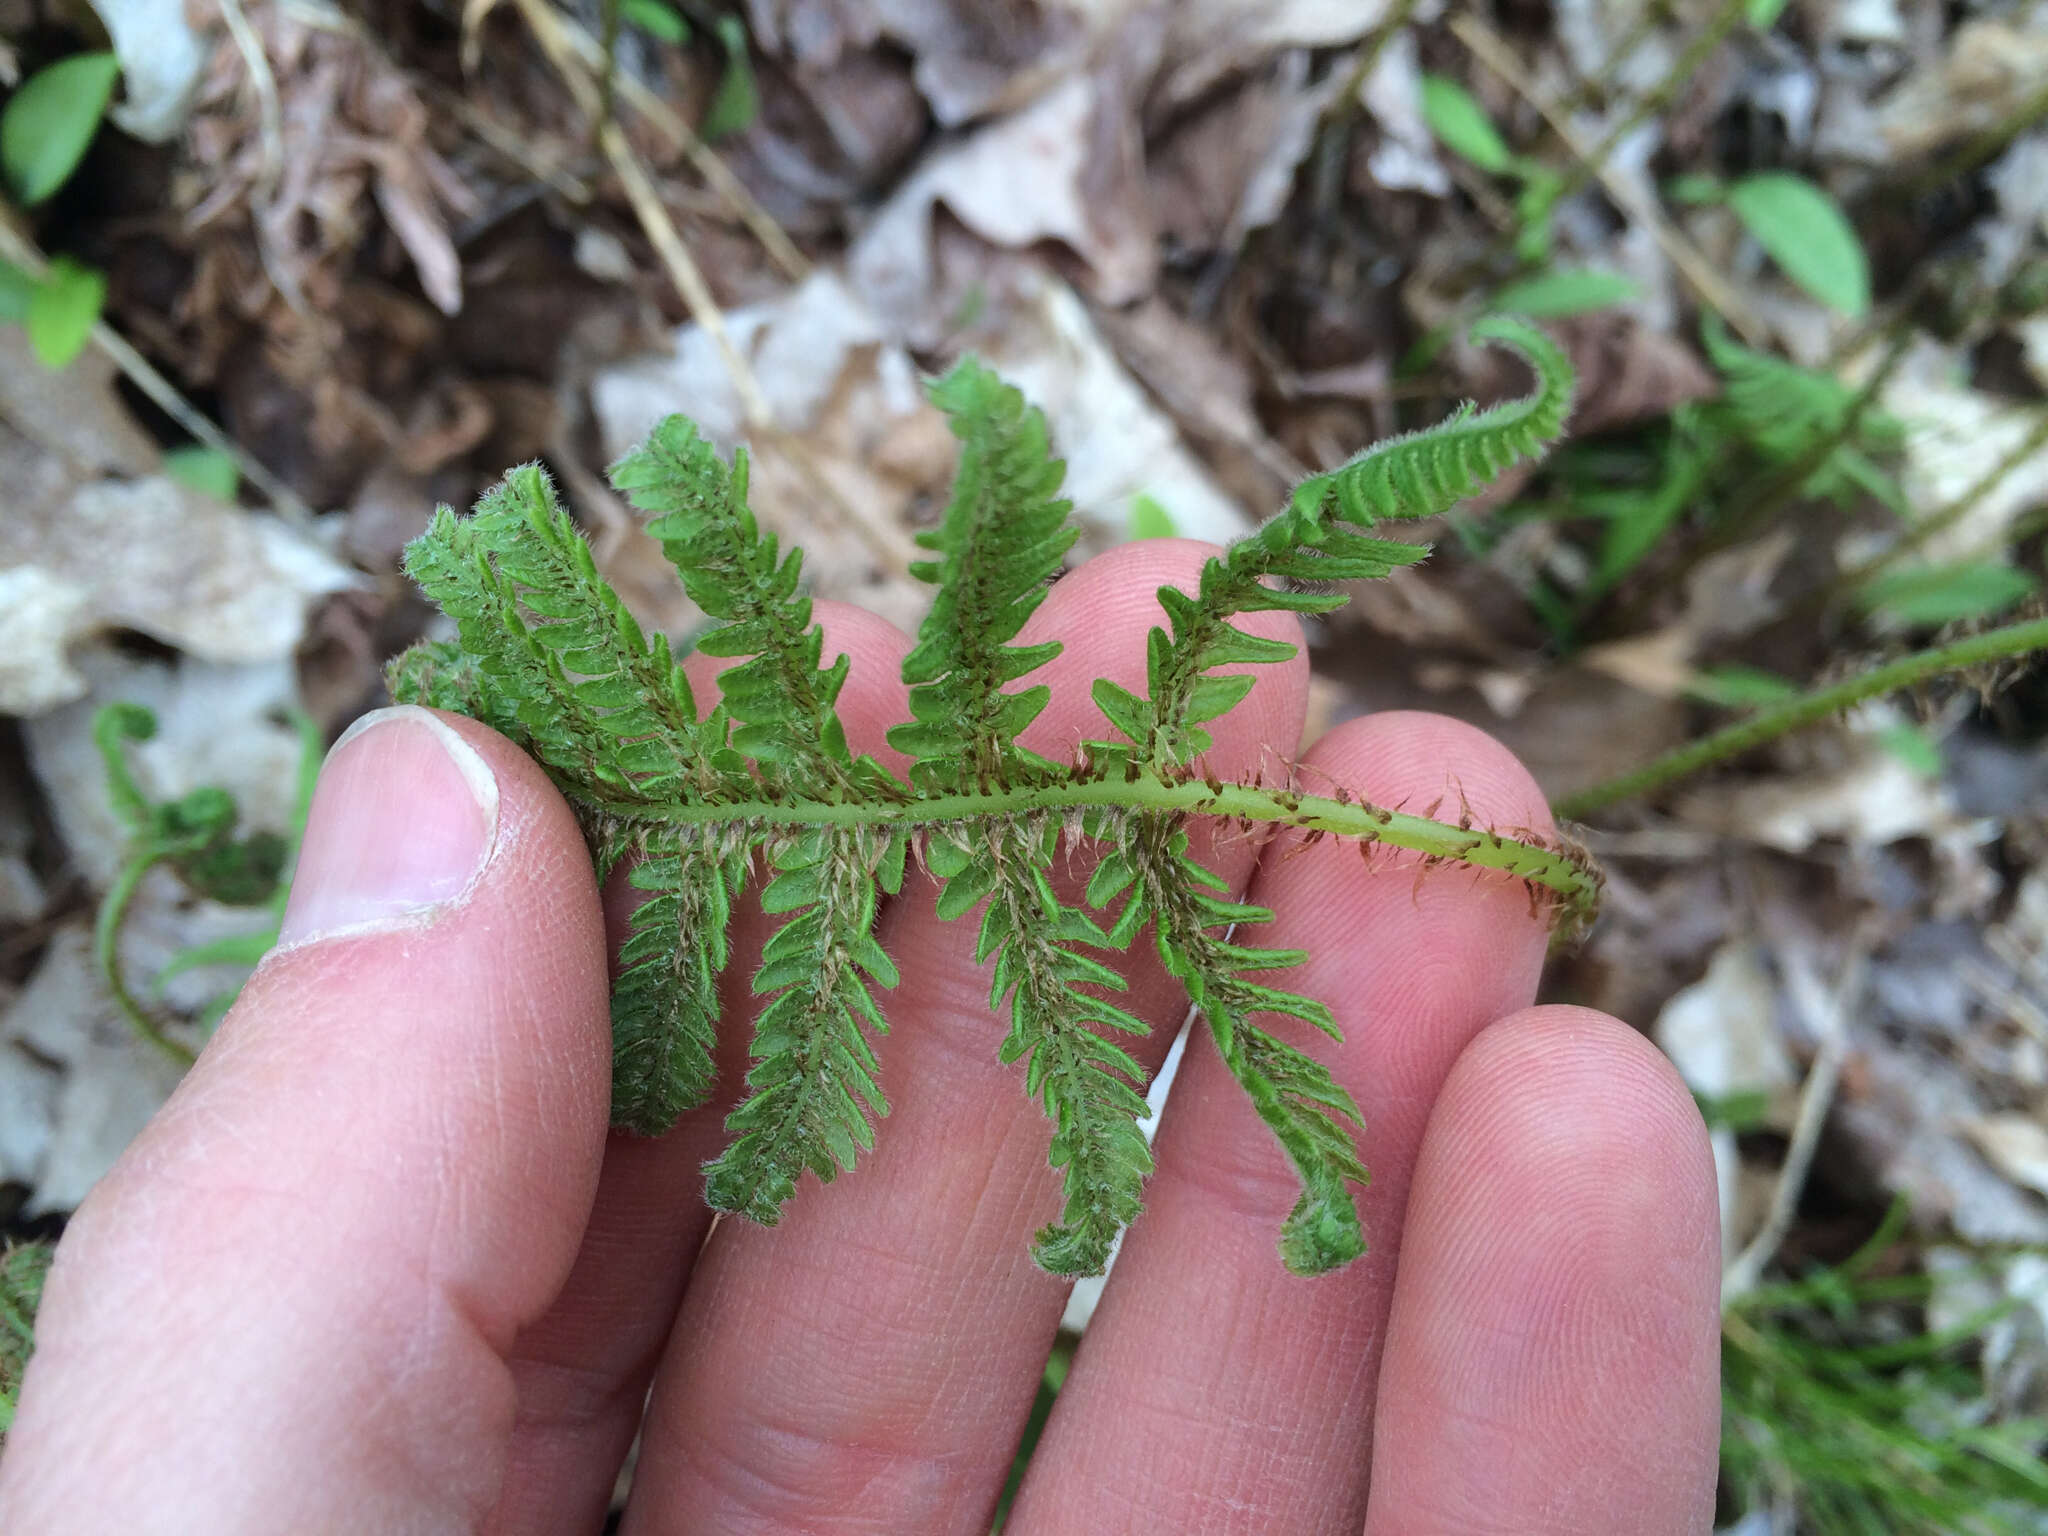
[932,818,1153,1275]
[891,365,1157,1274]
[393,467,766,1128]
[702,825,901,1218]
[1103,316,1574,769]
[611,418,860,795]
[390,330,1593,1276]
[1113,814,1367,1274]
[396,466,715,805]
[610,426,919,1167]
[889,358,1077,791]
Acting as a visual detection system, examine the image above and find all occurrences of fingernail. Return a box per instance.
[276,708,499,947]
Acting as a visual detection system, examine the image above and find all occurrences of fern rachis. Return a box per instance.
[388,317,1594,1278]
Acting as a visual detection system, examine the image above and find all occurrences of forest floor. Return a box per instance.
[5,0,2048,1527]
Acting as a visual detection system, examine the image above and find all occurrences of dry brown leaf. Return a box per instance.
[0,461,356,715]
[850,71,1159,317]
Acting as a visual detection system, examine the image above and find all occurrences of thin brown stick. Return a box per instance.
[0,219,317,524]
[538,4,809,283]
[1451,14,1768,345]
[513,0,916,573]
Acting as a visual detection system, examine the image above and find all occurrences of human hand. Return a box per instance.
[0,542,1721,1534]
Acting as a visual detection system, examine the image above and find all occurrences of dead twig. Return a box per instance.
[1451,14,1769,346]
[512,0,916,575]
[1722,932,1874,1303]
[0,218,317,526]
[539,4,809,284]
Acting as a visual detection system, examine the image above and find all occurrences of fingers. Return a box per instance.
[1363,1007,1721,1536]
[621,542,1309,1535]
[0,709,614,1531]
[486,603,914,1536]
[1012,712,1554,1533]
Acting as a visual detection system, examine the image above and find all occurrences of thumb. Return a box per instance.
[0,706,613,1532]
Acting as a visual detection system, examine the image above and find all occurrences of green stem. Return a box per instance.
[1556,615,2048,819]
[605,774,1601,924]
[95,854,200,1069]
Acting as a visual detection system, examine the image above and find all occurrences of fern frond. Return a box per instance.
[392,326,1599,1278]
[1101,815,1367,1274]
[611,417,864,796]
[608,829,749,1132]
[394,467,767,1126]
[702,824,904,1218]
[398,466,717,805]
[931,817,1153,1275]
[1078,318,1569,1269]
[886,361,1148,1273]
[1094,316,1574,769]
[889,359,1077,792]
[611,423,921,1163]
[1693,319,1903,509]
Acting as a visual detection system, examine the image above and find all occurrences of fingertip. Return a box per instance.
[1367,1005,1721,1535]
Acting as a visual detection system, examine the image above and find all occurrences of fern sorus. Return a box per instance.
[389,318,1597,1277]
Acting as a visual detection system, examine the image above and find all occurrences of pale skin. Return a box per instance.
[0,541,1722,1533]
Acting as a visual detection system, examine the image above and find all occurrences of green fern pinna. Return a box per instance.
[388,317,1595,1278]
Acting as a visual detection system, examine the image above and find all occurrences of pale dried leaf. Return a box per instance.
[0,475,355,714]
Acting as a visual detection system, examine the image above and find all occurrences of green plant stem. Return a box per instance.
[1557,615,2048,818]
[94,854,199,1068]
[610,775,1601,923]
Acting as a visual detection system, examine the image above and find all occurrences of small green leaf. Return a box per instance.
[24,257,104,369]
[1746,0,1792,27]
[163,446,240,501]
[1877,722,1943,778]
[1727,172,1870,317]
[1693,1086,1772,1133]
[1419,73,1512,174]
[1687,664,1801,708]
[1488,268,1639,318]
[0,258,35,322]
[2,52,120,206]
[702,16,758,139]
[622,0,690,42]
[1665,172,1725,205]
[1129,493,1178,541]
[1859,561,2037,626]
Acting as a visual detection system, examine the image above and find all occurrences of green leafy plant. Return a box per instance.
[1671,169,1870,317]
[92,703,321,1065]
[700,15,758,139]
[13,256,104,370]
[1,51,121,369]
[1485,267,1640,319]
[1,52,118,207]
[0,1240,53,1444]
[1858,560,2039,627]
[386,318,1596,1278]
[1725,171,1870,318]
[1478,319,1905,638]
[1722,1209,2048,1534]
[161,445,241,502]
[621,0,689,42]
[1419,73,1566,263]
